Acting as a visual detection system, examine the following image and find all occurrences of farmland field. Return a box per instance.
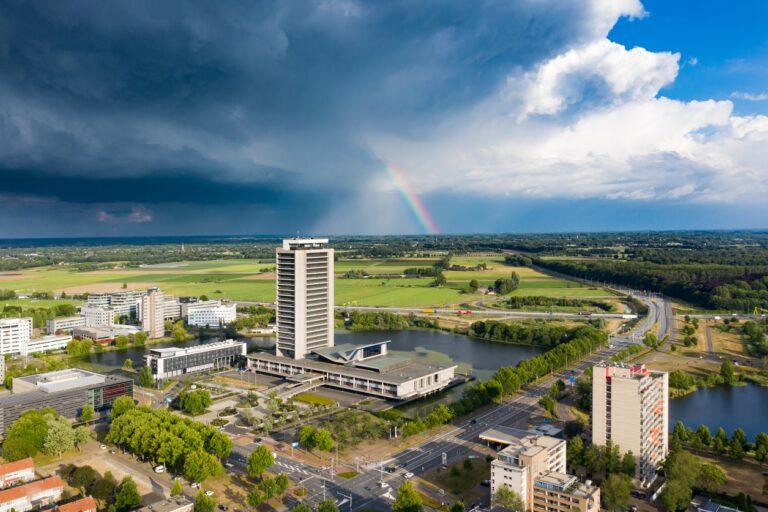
[0,256,614,307]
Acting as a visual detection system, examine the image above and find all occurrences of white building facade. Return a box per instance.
[81,306,115,328]
[45,316,86,334]
[140,288,166,339]
[185,301,236,327]
[276,238,334,359]
[25,334,72,356]
[0,318,32,356]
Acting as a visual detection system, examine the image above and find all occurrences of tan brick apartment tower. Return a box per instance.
[276,239,334,359]
[592,363,669,487]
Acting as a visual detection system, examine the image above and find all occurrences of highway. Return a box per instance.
[228,292,672,511]
[335,305,636,320]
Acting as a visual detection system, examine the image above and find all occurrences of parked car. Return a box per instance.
[190,482,200,489]
[154,466,166,474]
[404,472,414,479]
[205,490,214,497]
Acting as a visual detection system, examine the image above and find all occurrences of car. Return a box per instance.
[628,506,638,512]
[218,505,228,511]
[204,490,214,497]
[481,480,491,487]
[190,482,200,489]
[404,472,414,479]
[224,462,234,468]
[385,466,397,473]
[110,450,116,454]
[100,444,107,450]
[762,470,768,476]
[154,466,166,473]
[272,452,278,459]
[469,419,477,425]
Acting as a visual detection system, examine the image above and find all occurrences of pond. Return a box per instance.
[670,382,768,441]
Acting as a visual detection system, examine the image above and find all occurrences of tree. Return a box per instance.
[171,479,183,497]
[114,477,141,512]
[620,452,636,476]
[450,502,465,512]
[468,279,479,293]
[291,505,312,512]
[299,425,317,449]
[314,428,335,451]
[393,482,423,512]
[74,426,92,450]
[178,390,212,415]
[661,479,693,512]
[123,359,133,369]
[184,450,221,483]
[720,359,735,385]
[463,458,473,471]
[317,500,340,512]
[729,436,745,459]
[138,366,154,388]
[696,424,712,447]
[43,415,76,457]
[110,396,136,419]
[207,431,233,460]
[91,474,117,504]
[696,463,726,494]
[2,410,49,460]
[492,487,524,511]
[246,488,266,508]
[71,466,100,492]
[194,491,216,512]
[133,331,148,346]
[600,474,632,512]
[81,404,95,422]
[247,445,274,478]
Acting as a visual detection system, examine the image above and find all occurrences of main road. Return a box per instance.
[229,292,671,511]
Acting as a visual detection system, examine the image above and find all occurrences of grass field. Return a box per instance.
[0,256,614,307]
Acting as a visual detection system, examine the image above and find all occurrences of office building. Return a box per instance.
[0,369,133,435]
[25,334,72,356]
[140,288,165,339]
[46,316,86,335]
[138,496,193,512]
[0,458,35,488]
[0,476,63,512]
[0,318,32,356]
[58,497,98,512]
[145,339,246,381]
[184,301,236,327]
[247,340,457,400]
[86,290,145,317]
[163,297,182,320]
[81,306,115,328]
[592,363,669,487]
[276,238,334,359]
[489,432,599,512]
[72,325,141,343]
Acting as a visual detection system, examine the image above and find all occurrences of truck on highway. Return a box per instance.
[457,309,473,315]
[422,308,435,314]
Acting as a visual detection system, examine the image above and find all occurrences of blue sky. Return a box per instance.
[0,0,766,237]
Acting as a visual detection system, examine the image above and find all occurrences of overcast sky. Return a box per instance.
[0,0,767,237]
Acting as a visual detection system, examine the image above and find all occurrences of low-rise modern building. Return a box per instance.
[0,369,133,435]
[489,431,599,512]
[0,476,63,512]
[183,301,237,327]
[81,306,115,328]
[46,316,86,335]
[25,334,72,355]
[145,339,246,381]
[0,458,35,488]
[58,497,98,512]
[163,297,182,321]
[247,340,458,400]
[72,325,141,343]
[592,363,668,486]
[0,318,32,356]
[138,496,193,512]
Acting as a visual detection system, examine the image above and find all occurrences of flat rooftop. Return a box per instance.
[148,339,244,357]
[248,352,456,385]
[480,426,539,445]
[138,496,193,512]
[16,369,105,393]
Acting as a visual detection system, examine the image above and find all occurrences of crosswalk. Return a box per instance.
[275,459,326,478]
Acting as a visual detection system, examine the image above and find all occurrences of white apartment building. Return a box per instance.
[184,301,236,327]
[163,297,182,320]
[86,290,145,317]
[25,334,72,356]
[141,288,165,339]
[45,316,86,334]
[276,238,334,359]
[489,431,599,512]
[592,363,669,487]
[81,306,115,328]
[0,318,32,356]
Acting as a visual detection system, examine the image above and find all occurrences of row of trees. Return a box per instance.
[3,409,91,460]
[493,272,519,295]
[503,295,613,311]
[468,321,576,348]
[106,397,231,483]
[341,311,438,332]
[671,421,768,462]
[1,302,78,328]
[61,464,140,511]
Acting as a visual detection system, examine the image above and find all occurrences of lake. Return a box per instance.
[670,382,768,441]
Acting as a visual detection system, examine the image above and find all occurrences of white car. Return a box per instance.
[190,483,200,489]
[204,490,214,497]
[404,472,414,479]
[100,444,107,450]
[154,466,166,474]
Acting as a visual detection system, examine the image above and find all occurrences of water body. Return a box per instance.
[670,383,768,441]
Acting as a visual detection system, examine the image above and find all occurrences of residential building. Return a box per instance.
[86,290,145,317]
[184,301,236,327]
[25,334,72,355]
[0,458,35,488]
[163,297,182,321]
[0,369,133,435]
[81,306,115,328]
[0,317,32,356]
[0,476,63,512]
[58,497,98,512]
[489,432,599,512]
[45,316,86,335]
[592,363,668,487]
[145,339,246,381]
[138,496,193,512]
[247,340,457,400]
[695,500,742,512]
[140,288,165,339]
[276,238,334,359]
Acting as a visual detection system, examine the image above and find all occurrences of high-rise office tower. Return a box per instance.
[276,238,334,359]
[592,363,669,487]
[141,288,166,339]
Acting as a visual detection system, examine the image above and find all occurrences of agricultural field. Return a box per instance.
[0,255,614,307]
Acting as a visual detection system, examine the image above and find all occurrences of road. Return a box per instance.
[335,305,636,321]
[228,292,672,511]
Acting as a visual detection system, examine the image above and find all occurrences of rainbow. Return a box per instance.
[385,164,440,235]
